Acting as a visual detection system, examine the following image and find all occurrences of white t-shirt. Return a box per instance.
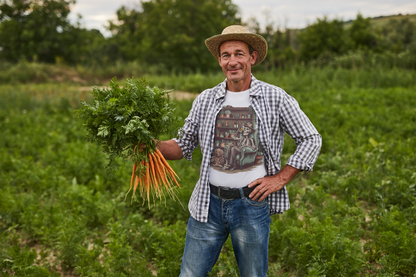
[208,89,267,188]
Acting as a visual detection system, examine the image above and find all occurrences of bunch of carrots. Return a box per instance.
[125,147,181,207]
[76,77,182,207]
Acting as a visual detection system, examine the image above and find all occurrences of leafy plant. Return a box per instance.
[0,235,59,277]
[1,72,416,276]
[76,77,180,169]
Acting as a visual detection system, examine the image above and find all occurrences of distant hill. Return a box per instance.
[294,13,416,31]
[343,13,416,28]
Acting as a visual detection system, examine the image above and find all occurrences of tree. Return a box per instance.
[297,16,345,61]
[349,13,376,50]
[108,0,241,72]
[375,17,416,53]
[259,21,299,69]
[71,28,114,65]
[0,0,88,63]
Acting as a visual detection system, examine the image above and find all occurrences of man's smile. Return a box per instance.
[227,68,241,73]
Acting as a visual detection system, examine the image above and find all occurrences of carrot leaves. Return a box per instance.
[76,77,180,173]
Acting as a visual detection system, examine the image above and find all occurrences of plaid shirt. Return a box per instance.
[174,75,322,223]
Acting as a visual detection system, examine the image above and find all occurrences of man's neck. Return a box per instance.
[226,77,252,92]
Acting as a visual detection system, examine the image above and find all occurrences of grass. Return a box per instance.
[0,68,415,276]
[1,60,415,91]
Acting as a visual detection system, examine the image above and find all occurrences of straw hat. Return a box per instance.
[205,25,268,66]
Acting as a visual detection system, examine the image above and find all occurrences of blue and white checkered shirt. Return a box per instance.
[174,75,322,223]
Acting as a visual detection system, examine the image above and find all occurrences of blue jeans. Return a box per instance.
[180,188,271,277]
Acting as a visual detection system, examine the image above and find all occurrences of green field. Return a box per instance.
[1,68,415,276]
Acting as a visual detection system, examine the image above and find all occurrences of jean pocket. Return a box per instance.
[244,196,268,207]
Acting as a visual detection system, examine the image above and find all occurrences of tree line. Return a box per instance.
[1,0,415,72]
[256,13,416,70]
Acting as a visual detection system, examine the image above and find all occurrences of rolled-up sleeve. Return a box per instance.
[173,97,201,161]
[280,93,322,172]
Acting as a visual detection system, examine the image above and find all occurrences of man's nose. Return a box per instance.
[229,55,238,66]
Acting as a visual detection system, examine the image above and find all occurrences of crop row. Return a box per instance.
[0,78,415,276]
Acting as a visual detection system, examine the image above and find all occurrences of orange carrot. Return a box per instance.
[148,152,162,199]
[145,160,151,207]
[155,149,179,179]
[154,151,183,208]
[125,148,182,208]
[125,163,137,201]
[155,149,180,182]
[153,153,177,201]
[152,153,169,187]
[133,174,140,194]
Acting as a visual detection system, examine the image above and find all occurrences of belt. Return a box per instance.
[209,183,255,199]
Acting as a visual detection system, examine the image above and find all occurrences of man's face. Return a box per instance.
[218,40,257,88]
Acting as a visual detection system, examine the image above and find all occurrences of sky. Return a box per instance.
[68,0,416,36]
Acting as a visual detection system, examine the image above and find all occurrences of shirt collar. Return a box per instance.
[214,79,227,100]
[215,75,262,100]
[249,75,263,97]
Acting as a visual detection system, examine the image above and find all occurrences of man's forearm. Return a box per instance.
[157,139,183,160]
[277,164,302,184]
[248,164,301,202]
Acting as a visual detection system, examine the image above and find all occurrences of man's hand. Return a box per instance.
[132,142,147,152]
[133,140,183,160]
[138,143,147,151]
[248,165,301,202]
[156,140,184,160]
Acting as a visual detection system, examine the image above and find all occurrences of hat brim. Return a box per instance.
[205,33,268,66]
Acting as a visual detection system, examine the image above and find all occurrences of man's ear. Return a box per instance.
[251,51,258,65]
[218,56,222,66]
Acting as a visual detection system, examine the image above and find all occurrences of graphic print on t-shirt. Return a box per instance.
[210,105,263,173]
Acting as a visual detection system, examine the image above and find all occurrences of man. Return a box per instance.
[152,25,322,276]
